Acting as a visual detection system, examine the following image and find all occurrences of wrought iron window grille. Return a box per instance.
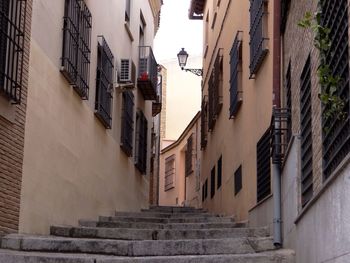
[0,0,27,104]
[201,96,208,149]
[135,110,148,174]
[185,134,194,176]
[120,90,134,157]
[229,31,243,119]
[61,0,92,99]
[321,0,350,180]
[234,165,242,195]
[217,156,222,189]
[249,0,269,78]
[165,155,175,191]
[210,166,215,198]
[95,36,114,129]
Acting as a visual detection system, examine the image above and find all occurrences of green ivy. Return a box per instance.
[298,11,347,132]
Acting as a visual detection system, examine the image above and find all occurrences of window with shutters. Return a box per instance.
[135,110,148,174]
[321,0,350,180]
[95,36,114,129]
[165,155,175,191]
[208,49,223,131]
[120,91,134,157]
[61,0,92,99]
[234,165,242,195]
[0,0,27,104]
[249,0,268,78]
[300,56,313,207]
[210,166,215,198]
[229,31,243,118]
[185,134,194,176]
[257,127,271,202]
[217,156,222,189]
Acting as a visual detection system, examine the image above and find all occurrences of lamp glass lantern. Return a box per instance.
[177,48,189,69]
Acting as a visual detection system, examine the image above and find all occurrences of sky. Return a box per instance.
[154,0,203,62]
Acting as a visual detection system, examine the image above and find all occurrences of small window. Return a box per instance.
[234,165,242,195]
[61,0,92,99]
[257,127,271,202]
[165,155,175,191]
[0,0,27,104]
[210,166,215,198]
[120,91,134,157]
[95,36,114,129]
[185,134,194,176]
[201,97,208,149]
[135,110,148,174]
[217,156,222,189]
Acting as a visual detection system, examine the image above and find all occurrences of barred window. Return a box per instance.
[203,178,208,200]
[234,165,242,195]
[0,0,27,104]
[300,56,313,207]
[281,0,291,33]
[61,0,92,99]
[257,127,271,202]
[249,0,268,78]
[201,97,208,149]
[165,155,175,191]
[217,155,222,189]
[285,61,292,144]
[229,31,243,118]
[210,166,215,198]
[95,36,114,129]
[185,134,194,176]
[120,91,134,157]
[208,49,223,131]
[321,0,350,180]
[135,110,148,174]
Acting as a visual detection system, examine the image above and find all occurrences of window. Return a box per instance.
[185,134,194,176]
[135,110,148,174]
[321,0,350,180]
[285,62,292,144]
[249,0,268,78]
[257,127,271,202]
[229,31,243,118]
[210,166,215,198]
[165,155,175,191]
[217,156,222,189]
[125,0,131,23]
[0,0,27,104]
[204,12,209,58]
[139,11,146,46]
[234,165,242,195]
[61,0,92,99]
[120,91,134,156]
[202,178,208,201]
[95,36,114,129]
[300,56,313,207]
[281,0,291,33]
[201,97,208,149]
[208,49,223,131]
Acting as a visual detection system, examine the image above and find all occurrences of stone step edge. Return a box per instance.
[0,248,296,262]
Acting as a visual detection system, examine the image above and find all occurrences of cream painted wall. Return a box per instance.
[159,57,201,140]
[200,0,274,221]
[20,0,161,234]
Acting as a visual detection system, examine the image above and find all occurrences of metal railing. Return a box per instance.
[138,46,158,99]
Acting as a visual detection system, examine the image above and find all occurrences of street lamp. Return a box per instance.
[177,48,203,76]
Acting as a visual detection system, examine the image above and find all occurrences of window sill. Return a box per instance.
[294,152,350,224]
[124,23,134,42]
[0,95,16,124]
[164,186,175,192]
[249,194,273,212]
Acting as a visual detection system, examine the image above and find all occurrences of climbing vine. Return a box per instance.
[298,10,347,131]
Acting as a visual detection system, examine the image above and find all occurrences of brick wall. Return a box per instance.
[0,0,32,237]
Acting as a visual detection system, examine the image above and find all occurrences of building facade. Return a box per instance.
[0,0,33,236]
[159,112,201,207]
[0,0,162,235]
[189,0,275,221]
[276,0,350,262]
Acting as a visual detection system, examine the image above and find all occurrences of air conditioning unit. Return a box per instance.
[119,59,132,83]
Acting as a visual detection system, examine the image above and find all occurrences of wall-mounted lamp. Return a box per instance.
[177,48,203,76]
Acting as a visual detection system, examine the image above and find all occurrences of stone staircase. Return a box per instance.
[0,206,295,262]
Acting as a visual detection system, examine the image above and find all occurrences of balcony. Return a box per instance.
[138,46,158,100]
[152,73,162,116]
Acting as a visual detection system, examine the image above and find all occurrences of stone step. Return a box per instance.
[147,206,205,213]
[50,225,269,240]
[99,216,234,224]
[79,220,247,230]
[2,234,275,257]
[0,249,296,263]
[115,211,212,218]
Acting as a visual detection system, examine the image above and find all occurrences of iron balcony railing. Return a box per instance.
[152,71,162,116]
[138,46,158,100]
[0,0,27,104]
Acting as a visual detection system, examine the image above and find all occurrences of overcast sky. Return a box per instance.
[154,0,203,62]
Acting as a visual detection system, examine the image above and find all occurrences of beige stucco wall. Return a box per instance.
[159,113,201,207]
[19,0,161,234]
[200,0,274,221]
